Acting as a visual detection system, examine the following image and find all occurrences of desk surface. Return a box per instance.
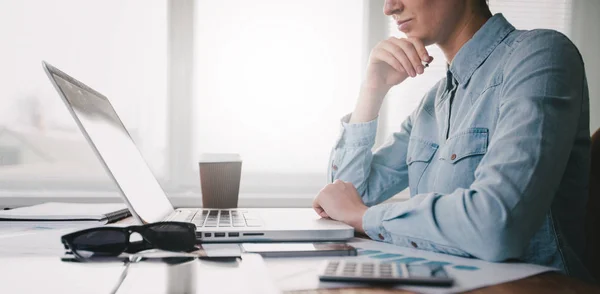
[113,218,600,293]
[289,272,599,293]
[6,217,594,293]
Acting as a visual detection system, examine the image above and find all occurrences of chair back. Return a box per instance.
[585,128,600,282]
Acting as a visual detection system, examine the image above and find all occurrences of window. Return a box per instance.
[0,0,168,191]
[193,0,365,193]
[0,0,576,202]
[382,0,573,141]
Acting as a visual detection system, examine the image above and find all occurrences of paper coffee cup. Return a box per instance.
[198,153,242,208]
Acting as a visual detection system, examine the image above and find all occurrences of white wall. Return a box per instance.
[571,1,600,134]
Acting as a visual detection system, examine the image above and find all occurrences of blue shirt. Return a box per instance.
[330,14,591,281]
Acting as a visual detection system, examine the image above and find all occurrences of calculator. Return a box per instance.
[318,260,454,286]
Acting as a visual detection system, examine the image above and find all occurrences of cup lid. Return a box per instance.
[198,153,242,163]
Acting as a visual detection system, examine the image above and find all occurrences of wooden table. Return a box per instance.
[290,272,600,294]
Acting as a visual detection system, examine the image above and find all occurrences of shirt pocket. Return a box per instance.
[435,128,489,192]
[406,138,438,195]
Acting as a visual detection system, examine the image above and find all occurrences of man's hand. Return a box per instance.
[312,180,368,233]
[364,37,432,91]
[350,37,433,123]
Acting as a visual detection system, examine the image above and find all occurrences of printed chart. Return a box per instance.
[356,248,480,271]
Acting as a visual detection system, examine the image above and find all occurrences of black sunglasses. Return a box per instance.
[61,222,197,259]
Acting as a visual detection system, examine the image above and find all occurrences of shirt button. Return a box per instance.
[410,241,418,248]
[332,164,338,171]
[378,234,385,240]
[450,154,457,160]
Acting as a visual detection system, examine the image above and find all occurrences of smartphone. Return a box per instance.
[240,242,357,258]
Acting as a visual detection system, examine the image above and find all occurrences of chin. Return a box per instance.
[405,31,423,39]
[408,33,434,46]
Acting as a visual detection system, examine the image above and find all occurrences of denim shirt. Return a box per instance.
[330,14,591,281]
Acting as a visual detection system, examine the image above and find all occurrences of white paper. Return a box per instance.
[265,238,556,293]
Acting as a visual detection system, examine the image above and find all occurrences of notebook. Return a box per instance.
[0,202,130,225]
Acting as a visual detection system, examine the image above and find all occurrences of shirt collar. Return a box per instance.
[449,14,515,85]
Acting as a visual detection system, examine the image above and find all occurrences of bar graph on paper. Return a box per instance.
[356,248,480,271]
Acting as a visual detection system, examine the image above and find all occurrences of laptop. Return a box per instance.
[42,61,354,242]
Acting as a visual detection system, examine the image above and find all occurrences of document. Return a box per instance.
[265,237,555,293]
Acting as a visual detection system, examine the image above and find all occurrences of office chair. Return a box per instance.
[585,128,600,283]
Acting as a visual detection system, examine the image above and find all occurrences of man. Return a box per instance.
[313,0,591,281]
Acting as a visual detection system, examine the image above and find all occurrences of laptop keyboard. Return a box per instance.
[185,210,263,228]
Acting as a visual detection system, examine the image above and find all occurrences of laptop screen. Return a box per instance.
[45,63,175,223]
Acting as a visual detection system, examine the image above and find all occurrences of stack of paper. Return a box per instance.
[0,202,130,226]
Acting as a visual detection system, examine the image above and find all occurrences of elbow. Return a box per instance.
[457,189,529,262]
[471,225,527,262]
[476,243,524,262]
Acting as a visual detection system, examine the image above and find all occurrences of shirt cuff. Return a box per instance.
[336,113,378,148]
[362,204,392,242]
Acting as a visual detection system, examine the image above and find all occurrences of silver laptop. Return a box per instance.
[42,61,353,242]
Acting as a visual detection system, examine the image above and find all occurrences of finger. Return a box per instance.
[333,179,347,189]
[372,48,406,75]
[313,202,324,214]
[312,196,321,210]
[313,205,324,214]
[319,210,330,218]
[405,37,432,63]
[389,38,425,75]
[343,181,356,189]
[380,40,416,77]
[313,204,330,218]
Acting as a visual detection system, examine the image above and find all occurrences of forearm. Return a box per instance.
[330,113,411,206]
[360,189,514,261]
[349,85,390,123]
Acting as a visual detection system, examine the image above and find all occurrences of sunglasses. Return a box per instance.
[61,222,197,259]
